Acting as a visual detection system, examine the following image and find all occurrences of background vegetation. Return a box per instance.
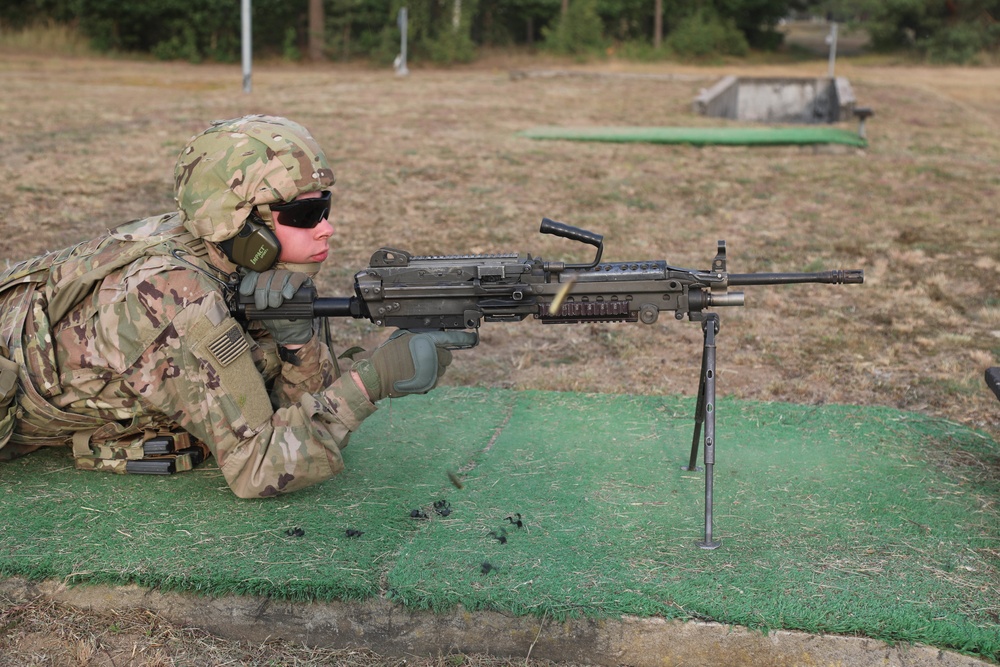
[1,0,998,64]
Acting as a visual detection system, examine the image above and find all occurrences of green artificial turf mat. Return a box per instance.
[1,388,997,661]
[519,126,869,147]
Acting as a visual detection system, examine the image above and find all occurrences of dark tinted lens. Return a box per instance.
[272,191,331,228]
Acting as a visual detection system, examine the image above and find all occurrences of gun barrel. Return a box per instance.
[729,269,863,286]
[235,295,359,320]
[313,297,360,318]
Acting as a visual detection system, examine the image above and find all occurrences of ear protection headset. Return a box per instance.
[218,211,281,271]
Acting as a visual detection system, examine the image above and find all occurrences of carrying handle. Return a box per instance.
[539,218,604,269]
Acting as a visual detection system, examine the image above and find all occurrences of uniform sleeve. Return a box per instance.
[269,333,341,405]
[95,268,377,499]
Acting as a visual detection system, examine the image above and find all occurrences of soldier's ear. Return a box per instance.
[218,214,281,271]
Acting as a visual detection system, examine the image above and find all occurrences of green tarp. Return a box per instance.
[519,126,868,147]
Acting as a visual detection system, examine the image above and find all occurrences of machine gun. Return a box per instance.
[233,219,864,548]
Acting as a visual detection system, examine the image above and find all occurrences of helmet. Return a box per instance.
[174,115,335,243]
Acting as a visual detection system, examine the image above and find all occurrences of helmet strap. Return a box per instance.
[255,203,274,225]
[274,261,322,277]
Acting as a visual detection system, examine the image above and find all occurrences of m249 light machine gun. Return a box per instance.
[235,219,864,548]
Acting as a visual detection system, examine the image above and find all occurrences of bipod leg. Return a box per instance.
[684,327,710,473]
[697,314,721,550]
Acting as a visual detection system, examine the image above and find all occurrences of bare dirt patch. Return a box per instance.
[1,52,998,664]
[0,593,572,667]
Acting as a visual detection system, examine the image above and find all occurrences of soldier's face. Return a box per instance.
[270,191,334,264]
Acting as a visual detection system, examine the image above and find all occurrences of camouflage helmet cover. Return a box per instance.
[174,115,336,243]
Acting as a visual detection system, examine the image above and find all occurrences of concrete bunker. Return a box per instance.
[694,76,859,124]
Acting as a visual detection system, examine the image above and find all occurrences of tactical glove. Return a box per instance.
[354,330,478,402]
[238,269,312,310]
[238,269,314,346]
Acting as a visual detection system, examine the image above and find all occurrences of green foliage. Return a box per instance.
[428,0,479,64]
[375,0,480,65]
[426,25,478,63]
[0,0,76,29]
[41,0,299,60]
[5,0,999,65]
[663,8,749,58]
[595,0,661,42]
[328,0,395,60]
[472,0,561,46]
[615,38,669,61]
[282,26,302,62]
[858,0,1000,63]
[543,0,607,56]
[150,25,203,63]
[0,19,94,56]
[922,21,998,64]
[863,0,941,50]
[714,0,790,48]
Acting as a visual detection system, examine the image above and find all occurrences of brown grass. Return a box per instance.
[1,51,998,663]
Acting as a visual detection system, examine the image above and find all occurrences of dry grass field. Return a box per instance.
[1,50,998,665]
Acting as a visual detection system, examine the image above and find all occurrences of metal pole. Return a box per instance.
[395,7,409,77]
[827,21,838,79]
[241,0,252,93]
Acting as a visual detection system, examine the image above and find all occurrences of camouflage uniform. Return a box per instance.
[0,116,377,498]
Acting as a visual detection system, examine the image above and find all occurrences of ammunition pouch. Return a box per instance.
[72,429,209,475]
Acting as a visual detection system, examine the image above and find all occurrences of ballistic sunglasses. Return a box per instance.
[270,190,332,229]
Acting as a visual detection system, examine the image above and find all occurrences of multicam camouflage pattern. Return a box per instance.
[175,115,336,243]
[0,213,377,498]
[0,355,17,456]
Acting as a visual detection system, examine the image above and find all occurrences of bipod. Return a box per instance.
[683,312,721,550]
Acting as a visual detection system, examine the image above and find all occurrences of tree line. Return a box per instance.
[2,0,998,64]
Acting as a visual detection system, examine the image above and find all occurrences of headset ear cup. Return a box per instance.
[219,219,282,271]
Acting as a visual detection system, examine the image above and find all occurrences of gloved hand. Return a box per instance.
[354,330,479,401]
[238,270,314,346]
[238,269,312,310]
[262,317,314,347]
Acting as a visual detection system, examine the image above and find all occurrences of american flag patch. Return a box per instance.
[208,324,249,366]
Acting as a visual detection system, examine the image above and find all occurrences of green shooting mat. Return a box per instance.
[0,387,996,661]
